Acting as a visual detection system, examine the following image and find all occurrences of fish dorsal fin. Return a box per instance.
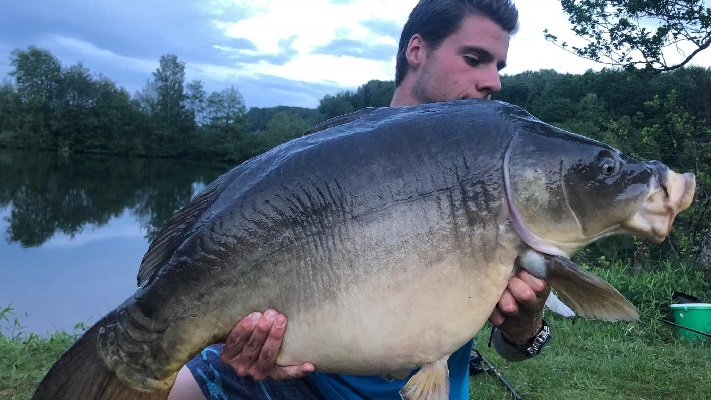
[544,255,639,321]
[303,107,377,135]
[399,357,449,400]
[137,185,220,286]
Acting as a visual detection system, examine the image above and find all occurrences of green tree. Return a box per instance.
[0,81,19,143]
[351,79,395,109]
[246,111,311,156]
[139,54,195,156]
[198,87,249,161]
[205,87,246,127]
[318,92,356,120]
[247,106,320,132]
[546,0,711,71]
[91,77,147,156]
[53,62,97,152]
[153,54,189,128]
[317,80,396,120]
[10,46,62,104]
[185,80,207,126]
[8,46,63,148]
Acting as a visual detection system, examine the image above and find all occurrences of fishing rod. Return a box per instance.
[645,314,711,338]
[470,349,523,400]
[571,312,711,338]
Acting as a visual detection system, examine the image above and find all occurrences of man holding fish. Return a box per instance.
[169,1,551,399]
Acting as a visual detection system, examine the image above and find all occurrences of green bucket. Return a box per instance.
[670,303,711,341]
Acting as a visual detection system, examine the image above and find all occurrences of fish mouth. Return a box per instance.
[623,169,696,243]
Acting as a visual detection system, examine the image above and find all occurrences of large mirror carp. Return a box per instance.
[33,99,696,400]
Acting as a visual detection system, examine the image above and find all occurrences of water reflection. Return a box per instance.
[0,148,226,335]
[0,148,224,247]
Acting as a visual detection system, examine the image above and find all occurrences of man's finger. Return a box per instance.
[222,310,276,373]
[506,275,538,306]
[221,312,262,361]
[271,363,316,381]
[497,287,519,316]
[488,307,505,326]
[514,269,548,295]
[251,313,287,377]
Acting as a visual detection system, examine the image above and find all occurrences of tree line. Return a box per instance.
[0,47,325,163]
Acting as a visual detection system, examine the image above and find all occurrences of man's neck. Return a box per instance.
[389,80,420,107]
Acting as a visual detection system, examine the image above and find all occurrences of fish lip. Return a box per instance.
[622,169,696,242]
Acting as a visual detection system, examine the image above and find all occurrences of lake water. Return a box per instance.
[0,148,226,335]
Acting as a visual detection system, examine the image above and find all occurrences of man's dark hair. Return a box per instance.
[394,0,519,86]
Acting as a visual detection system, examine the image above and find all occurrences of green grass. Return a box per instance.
[0,305,82,400]
[470,259,711,400]
[470,318,710,400]
[2,260,710,400]
[0,331,76,400]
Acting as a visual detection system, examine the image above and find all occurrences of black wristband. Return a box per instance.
[496,319,551,357]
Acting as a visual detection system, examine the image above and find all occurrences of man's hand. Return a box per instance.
[488,270,550,346]
[220,309,315,381]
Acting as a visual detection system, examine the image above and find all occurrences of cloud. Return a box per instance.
[210,0,406,61]
[217,35,299,66]
[221,38,258,52]
[185,63,351,108]
[361,19,403,39]
[46,36,156,74]
[313,38,396,61]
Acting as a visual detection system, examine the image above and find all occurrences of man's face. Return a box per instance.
[411,14,510,103]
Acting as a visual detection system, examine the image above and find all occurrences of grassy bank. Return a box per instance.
[470,260,711,399]
[0,331,76,400]
[2,261,710,400]
[470,318,710,399]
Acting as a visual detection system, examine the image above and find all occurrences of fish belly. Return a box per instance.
[276,254,515,375]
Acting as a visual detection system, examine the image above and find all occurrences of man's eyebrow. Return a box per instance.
[463,46,507,71]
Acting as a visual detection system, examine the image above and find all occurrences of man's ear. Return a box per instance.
[405,34,426,68]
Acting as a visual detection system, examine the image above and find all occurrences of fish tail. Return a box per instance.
[32,317,170,400]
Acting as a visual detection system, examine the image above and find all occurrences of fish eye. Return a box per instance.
[596,152,618,177]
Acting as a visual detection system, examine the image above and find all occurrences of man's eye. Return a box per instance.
[464,55,480,67]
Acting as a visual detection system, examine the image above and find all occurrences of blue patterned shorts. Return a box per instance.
[186,344,327,400]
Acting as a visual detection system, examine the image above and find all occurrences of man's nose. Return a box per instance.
[476,66,502,96]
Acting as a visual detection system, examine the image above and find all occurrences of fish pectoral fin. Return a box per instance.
[399,358,449,400]
[544,291,576,318]
[546,255,639,321]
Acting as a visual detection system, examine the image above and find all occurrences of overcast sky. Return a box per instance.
[2,0,710,109]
